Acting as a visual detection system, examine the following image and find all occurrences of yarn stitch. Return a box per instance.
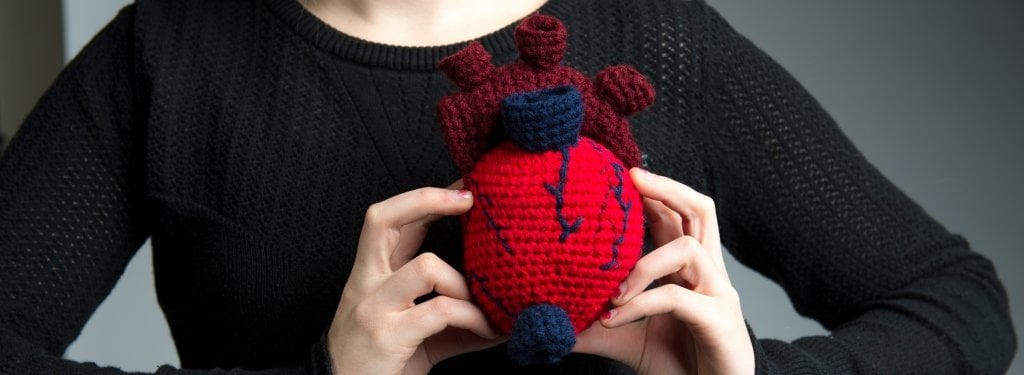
[437,14,655,365]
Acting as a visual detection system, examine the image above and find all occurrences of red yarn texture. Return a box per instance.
[462,138,644,335]
[438,14,655,174]
[438,14,654,338]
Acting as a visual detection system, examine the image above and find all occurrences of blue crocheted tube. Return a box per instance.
[507,303,576,365]
[501,85,583,152]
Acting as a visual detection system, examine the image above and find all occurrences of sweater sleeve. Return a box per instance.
[697,4,1016,374]
[0,6,332,375]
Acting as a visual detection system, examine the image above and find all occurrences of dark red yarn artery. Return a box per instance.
[438,14,654,174]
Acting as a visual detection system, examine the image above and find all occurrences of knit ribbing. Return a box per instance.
[264,0,570,71]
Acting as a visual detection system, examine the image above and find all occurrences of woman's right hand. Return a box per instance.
[326,187,503,375]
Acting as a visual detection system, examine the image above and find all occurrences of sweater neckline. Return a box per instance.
[265,0,574,71]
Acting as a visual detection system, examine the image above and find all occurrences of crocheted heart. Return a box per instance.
[436,14,654,365]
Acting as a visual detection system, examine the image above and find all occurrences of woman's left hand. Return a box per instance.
[574,168,755,374]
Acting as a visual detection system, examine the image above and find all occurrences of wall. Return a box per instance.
[0,0,63,151]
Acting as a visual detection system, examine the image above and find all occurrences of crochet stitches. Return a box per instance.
[437,14,654,365]
[437,14,655,174]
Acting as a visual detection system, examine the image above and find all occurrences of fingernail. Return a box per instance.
[601,309,616,321]
[635,167,653,180]
[451,189,472,200]
[614,282,626,300]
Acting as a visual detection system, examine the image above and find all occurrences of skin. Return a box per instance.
[327,185,506,374]
[573,168,755,374]
[305,1,755,373]
[299,0,550,47]
[327,169,754,374]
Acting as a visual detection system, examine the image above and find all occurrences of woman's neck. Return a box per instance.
[299,0,549,47]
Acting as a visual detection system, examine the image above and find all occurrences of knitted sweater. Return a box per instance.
[0,0,1014,373]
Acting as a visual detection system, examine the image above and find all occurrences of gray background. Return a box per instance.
[12,0,1021,373]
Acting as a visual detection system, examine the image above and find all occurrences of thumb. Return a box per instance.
[573,320,645,368]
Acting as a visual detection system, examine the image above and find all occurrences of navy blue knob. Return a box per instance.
[501,85,583,152]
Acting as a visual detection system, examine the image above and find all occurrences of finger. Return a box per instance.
[603,283,753,374]
[631,168,716,247]
[398,296,499,345]
[356,187,473,274]
[642,197,684,247]
[380,252,471,307]
[422,328,508,366]
[573,318,645,367]
[601,284,719,332]
[391,181,466,270]
[390,222,433,272]
[613,236,723,306]
[630,168,724,270]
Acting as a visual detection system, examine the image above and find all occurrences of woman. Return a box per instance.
[0,0,1014,373]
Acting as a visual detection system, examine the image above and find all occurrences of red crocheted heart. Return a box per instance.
[462,137,644,336]
[436,13,654,364]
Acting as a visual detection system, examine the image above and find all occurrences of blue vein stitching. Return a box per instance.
[584,139,632,271]
[468,273,514,318]
[600,163,631,270]
[544,145,584,242]
[466,176,514,255]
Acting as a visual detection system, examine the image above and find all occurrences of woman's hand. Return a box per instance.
[575,168,755,374]
[326,186,504,375]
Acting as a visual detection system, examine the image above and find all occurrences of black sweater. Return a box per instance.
[0,0,1014,373]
